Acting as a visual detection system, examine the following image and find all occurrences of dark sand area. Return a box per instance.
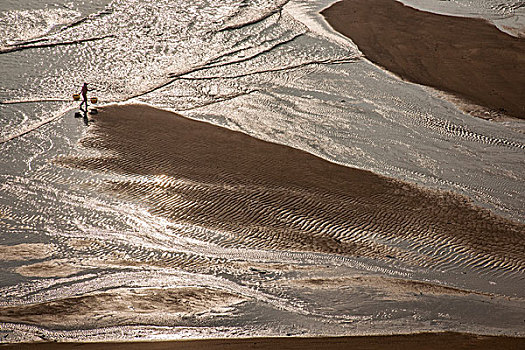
[2,333,525,350]
[56,105,525,272]
[322,0,525,119]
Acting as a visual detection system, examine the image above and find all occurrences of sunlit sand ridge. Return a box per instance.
[57,105,525,277]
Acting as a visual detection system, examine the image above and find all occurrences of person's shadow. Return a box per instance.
[74,107,90,126]
[82,109,89,126]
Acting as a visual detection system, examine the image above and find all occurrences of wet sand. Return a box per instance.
[322,0,525,119]
[0,287,245,329]
[2,333,525,350]
[57,105,525,273]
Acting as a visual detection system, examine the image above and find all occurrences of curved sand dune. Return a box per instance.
[57,105,525,275]
[322,0,525,119]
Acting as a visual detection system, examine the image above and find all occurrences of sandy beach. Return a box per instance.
[322,0,525,119]
[2,333,524,350]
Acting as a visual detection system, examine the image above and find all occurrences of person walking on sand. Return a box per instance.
[80,82,89,112]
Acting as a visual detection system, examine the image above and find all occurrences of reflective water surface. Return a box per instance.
[1,0,524,343]
[399,0,525,36]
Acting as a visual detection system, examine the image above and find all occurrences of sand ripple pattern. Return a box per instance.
[57,105,525,278]
[420,114,525,150]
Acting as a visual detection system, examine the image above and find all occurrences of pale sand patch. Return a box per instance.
[67,238,96,250]
[0,243,55,261]
[14,259,81,278]
[284,275,489,299]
